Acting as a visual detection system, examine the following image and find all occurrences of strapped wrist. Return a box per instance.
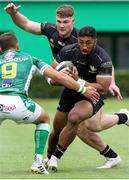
[77,84,86,94]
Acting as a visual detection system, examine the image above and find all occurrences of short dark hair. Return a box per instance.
[56,5,74,18]
[0,32,18,52]
[78,26,97,39]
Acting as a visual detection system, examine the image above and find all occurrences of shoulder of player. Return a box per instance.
[94,45,111,62]
[60,43,77,54]
[41,22,56,33]
[19,51,31,57]
[57,44,77,62]
[18,51,37,62]
[71,27,79,38]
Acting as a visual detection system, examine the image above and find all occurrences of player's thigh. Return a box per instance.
[68,100,93,124]
[17,96,46,124]
[53,110,68,133]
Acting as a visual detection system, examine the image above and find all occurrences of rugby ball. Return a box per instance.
[56,61,74,72]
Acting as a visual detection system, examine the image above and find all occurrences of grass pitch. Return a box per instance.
[0,98,129,179]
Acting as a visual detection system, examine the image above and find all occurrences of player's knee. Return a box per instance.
[68,112,81,125]
[41,112,50,124]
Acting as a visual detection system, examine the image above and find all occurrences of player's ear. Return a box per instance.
[94,39,97,46]
[16,43,20,50]
[95,39,97,43]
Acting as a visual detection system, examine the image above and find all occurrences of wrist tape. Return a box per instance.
[77,84,86,94]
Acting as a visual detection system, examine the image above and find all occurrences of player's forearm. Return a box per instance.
[54,72,80,91]
[44,67,100,101]
[10,12,29,30]
[85,81,105,95]
[45,67,81,91]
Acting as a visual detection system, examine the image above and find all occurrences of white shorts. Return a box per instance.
[0,95,42,125]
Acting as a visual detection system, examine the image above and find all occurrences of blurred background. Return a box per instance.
[0,0,129,97]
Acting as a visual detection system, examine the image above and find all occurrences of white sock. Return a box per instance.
[34,154,43,164]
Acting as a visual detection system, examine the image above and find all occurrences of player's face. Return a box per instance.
[56,15,74,38]
[78,36,97,55]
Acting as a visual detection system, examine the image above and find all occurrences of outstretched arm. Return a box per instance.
[5,3,41,34]
[44,66,100,102]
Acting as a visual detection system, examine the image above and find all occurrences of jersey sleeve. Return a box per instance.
[32,56,50,75]
[97,59,112,76]
[41,22,56,38]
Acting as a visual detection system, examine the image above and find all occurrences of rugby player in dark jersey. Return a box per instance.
[48,26,129,171]
[5,3,126,169]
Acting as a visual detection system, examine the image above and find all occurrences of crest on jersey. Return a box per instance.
[58,41,65,47]
[88,65,97,73]
[50,38,54,43]
[89,65,96,72]
[50,38,55,47]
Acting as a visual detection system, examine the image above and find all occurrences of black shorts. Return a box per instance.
[57,88,104,116]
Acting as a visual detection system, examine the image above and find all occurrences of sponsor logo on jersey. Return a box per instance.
[2,79,13,88]
[4,52,15,59]
[101,61,112,68]
[0,104,16,111]
[0,57,29,64]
